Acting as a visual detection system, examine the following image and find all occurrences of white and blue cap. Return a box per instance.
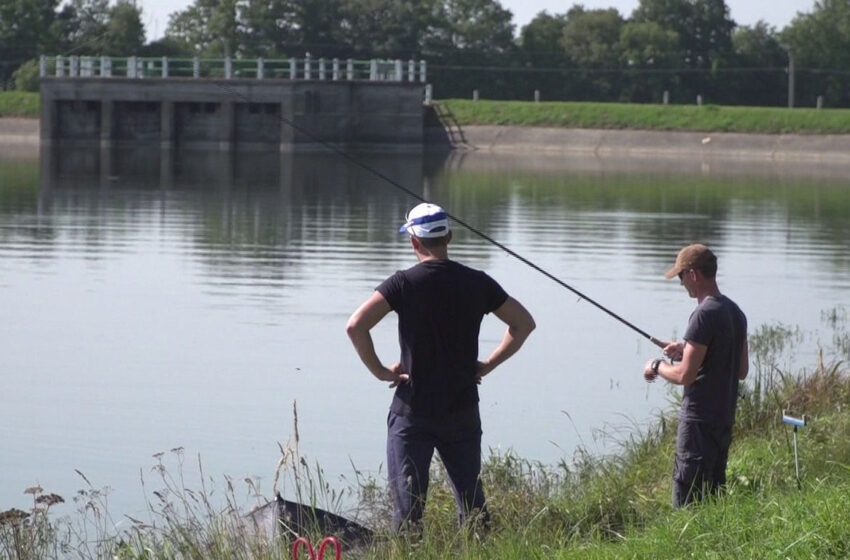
[398,203,450,238]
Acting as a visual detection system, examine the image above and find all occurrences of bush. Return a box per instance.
[13,60,41,92]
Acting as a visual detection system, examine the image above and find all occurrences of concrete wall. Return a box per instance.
[40,78,425,151]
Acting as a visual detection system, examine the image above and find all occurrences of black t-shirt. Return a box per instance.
[681,295,748,427]
[376,259,509,417]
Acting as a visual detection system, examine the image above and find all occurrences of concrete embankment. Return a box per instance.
[454,125,850,164]
[4,118,850,165]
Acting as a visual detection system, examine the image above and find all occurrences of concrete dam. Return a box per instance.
[39,56,430,152]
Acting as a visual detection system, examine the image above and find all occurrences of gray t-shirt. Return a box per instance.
[680,295,748,427]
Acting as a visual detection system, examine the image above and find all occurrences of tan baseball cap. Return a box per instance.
[664,244,717,279]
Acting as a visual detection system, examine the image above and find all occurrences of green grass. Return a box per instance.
[3,316,850,559]
[438,99,850,134]
[0,91,39,118]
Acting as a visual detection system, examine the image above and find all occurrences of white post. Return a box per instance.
[80,56,91,77]
[663,90,670,105]
[257,57,264,79]
[332,58,340,80]
[817,95,823,109]
[319,58,326,80]
[395,59,403,81]
[534,89,540,102]
[71,55,79,77]
[290,58,297,79]
[56,55,64,77]
[370,59,377,80]
[697,94,703,106]
[346,59,354,80]
[39,56,46,77]
[305,54,312,79]
[408,59,415,82]
[162,56,169,78]
[473,89,479,101]
[101,56,111,77]
[425,84,433,104]
[225,57,232,79]
[193,57,200,78]
[419,60,427,82]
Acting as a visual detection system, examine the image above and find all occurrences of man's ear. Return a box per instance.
[410,235,420,250]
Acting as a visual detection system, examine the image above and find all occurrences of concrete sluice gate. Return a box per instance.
[41,78,428,152]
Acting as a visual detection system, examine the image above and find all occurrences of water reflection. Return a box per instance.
[1,144,849,520]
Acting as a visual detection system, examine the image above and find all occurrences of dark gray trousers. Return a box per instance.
[673,420,733,507]
[386,406,487,532]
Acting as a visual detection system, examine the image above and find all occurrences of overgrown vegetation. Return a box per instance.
[0,92,39,118]
[3,311,850,559]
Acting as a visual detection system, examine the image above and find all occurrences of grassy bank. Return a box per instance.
[439,99,850,134]
[0,92,39,118]
[2,318,850,559]
[5,91,850,134]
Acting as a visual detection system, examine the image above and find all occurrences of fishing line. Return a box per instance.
[211,81,664,348]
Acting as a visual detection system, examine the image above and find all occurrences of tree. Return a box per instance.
[618,21,680,101]
[166,0,239,56]
[729,22,786,106]
[519,11,569,67]
[0,0,59,87]
[560,6,625,100]
[340,0,438,58]
[782,0,850,107]
[102,0,145,55]
[631,0,736,102]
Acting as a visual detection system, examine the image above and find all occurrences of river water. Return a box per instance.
[1,144,849,520]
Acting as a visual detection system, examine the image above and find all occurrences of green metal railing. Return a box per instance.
[39,55,427,82]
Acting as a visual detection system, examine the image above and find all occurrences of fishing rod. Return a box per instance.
[213,82,666,349]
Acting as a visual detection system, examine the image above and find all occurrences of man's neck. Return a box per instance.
[696,282,722,303]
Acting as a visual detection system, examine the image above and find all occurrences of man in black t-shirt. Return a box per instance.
[643,244,749,507]
[346,203,535,532]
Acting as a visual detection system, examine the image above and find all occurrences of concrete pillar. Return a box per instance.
[220,102,235,150]
[257,57,264,79]
[39,56,46,77]
[100,100,113,148]
[534,89,540,102]
[81,57,92,77]
[305,55,312,79]
[319,58,326,80]
[162,57,169,78]
[817,95,824,109]
[395,59,403,81]
[71,56,79,77]
[425,84,433,104]
[101,56,111,77]
[346,59,354,80]
[408,60,415,82]
[128,56,137,78]
[40,97,57,144]
[473,89,479,102]
[193,57,200,78]
[225,57,232,79]
[663,90,669,105]
[160,101,174,149]
[419,60,426,82]
[697,94,703,106]
[332,59,340,80]
[370,60,377,81]
[290,58,297,79]
[280,92,294,149]
[56,56,64,77]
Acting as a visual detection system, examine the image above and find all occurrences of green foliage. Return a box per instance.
[13,60,42,92]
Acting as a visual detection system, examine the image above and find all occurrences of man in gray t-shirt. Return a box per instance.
[643,244,749,507]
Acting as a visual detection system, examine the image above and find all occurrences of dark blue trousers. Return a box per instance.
[386,406,488,532]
